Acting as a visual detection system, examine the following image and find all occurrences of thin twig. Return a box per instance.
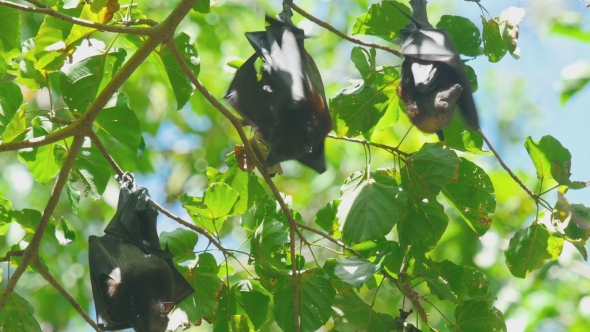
[477,128,551,211]
[32,256,101,332]
[88,131,124,176]
[328,134,412,158]
[291,3,401,57]
[295,222,362,256]
[0,0,154,35]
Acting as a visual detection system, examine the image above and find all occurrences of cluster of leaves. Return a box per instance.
[0,0,589,331]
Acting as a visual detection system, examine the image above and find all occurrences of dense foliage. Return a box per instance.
[0,0,589,331]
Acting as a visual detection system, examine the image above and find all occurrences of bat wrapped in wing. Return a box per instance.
[89,186,193,332]
[394,0,480,140]
[225,16,332,173]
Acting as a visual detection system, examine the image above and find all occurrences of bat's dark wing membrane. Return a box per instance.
[400,28,479,130]
[89,234,131,330]
[163,243,194,304]
[104,187,173,259]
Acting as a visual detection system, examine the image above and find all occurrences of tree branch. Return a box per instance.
[328,134,412,158]
[32,256,101,332]
[291,3,401,57]
[0,0,155,35]
[0,135,84,312]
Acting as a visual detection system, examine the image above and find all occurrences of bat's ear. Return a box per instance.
[162,302,175,314]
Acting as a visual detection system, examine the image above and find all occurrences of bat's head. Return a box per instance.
[131,299,174,332]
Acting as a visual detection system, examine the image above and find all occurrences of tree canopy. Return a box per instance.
[0,0,589,331]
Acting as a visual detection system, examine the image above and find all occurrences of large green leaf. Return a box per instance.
[0,291,41,332]
[334,248,390,288]
[481,16,507,63]
[505,223,564,278]
[214,280,270,332]
[33,6,82,71]
[178,267,224,325]
[443,158,496,236]
[95,106,142,153]
[332,291,396,332]
[352,1,410,40]
[431,260,493,302]
[193,0,211,13]
[2,104,28,143]
[60,49,127,113]
[401,143,460,200]
[73,142,112,200]
[160,228,199,264]
[398,198,449,252]
[436,15,482,56]
[0,81,23,136]
[451,301,506,332]
[181,182,239,223]
[274,271,336,332]
[314,199,341,239]
[250,218,289,277]
[159,33,200,110]
[0,6,21,60]
[338,172,407,244]
[524,135,573,186]
[18,117,61,185]
[556,61,590,105]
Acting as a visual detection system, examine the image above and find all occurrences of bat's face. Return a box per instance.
[131,300,172,332]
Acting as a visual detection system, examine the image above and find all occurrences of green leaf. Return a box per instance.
[214,280,270,331]
[505,223,564,278]
[524,135,573,185]
[563,204,590,243]
[550,16,590,42]
[73,142,112,200]
[434,260,493,302]
[338,172,407,243]
[0,6,22,60]
[179,268,224,325]
[352,1,410,40]
[274,271,335,332]
[334,248,390,288]
[2,104,29,142]
[240,195,278,233]
[0,196,12,226]
[401,143,460,200]
[207,155,266,216]
[398,199,449,252]
[350,47,376,83]
[60,48,127,113]
[66,1,119,50]
[451,301,506,332]
[464,64,479,93]
[556,61,590,105]
[481,16,507,63]
[95,106,142,153]
[54,217,75,245]
[193,0,211,13]
[436,15,482,56]
[18,117,61,185]
[0,291,42,332]
[331,71,398,138]
[314,199,341,239]
[10,209,41,233]
[196,252,218,275]
[442,111,488,154]
[66,183,80,214]
[442,158,496,236]
[34,6,83,71]
[181,182,239,221]
[160,228,198,264]
[250,218,289,277]
[424,275,459,304]
[0,81,23,136]
[332,291,395,332]
[159,33,199,110]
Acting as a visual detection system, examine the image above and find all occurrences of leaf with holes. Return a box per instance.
[443,158,496,236]
[481,16,507,63]
[0,291,41,332]
[450,301,506,332]
[398,199,449,252]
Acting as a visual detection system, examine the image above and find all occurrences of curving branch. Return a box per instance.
[328,134,412,158]
[32,256,102,332]
[0,135,85,311]
[291,3,402,57]
[0,0,154,35]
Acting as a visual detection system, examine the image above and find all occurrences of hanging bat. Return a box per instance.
[224,16,332,173]
[393,1,480,140]
[89,187,193,332]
